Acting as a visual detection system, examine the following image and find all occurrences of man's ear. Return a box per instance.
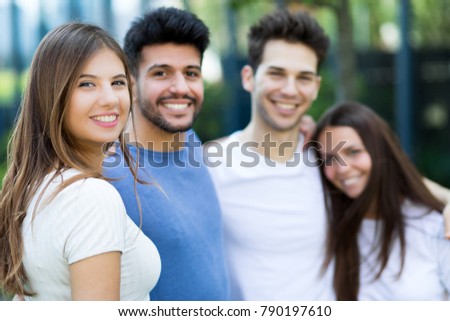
[130,75,138,106]
[312,75,322,101]
[241,65,255,93]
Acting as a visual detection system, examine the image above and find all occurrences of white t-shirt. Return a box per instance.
[206,132,334,300]
[22,169,161,300]
[359,200,450,300]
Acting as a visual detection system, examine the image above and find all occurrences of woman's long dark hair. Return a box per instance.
[311,101,444,300]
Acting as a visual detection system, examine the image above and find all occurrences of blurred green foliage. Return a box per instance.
[193,81,229,142]
[0,69,28,107]
[0,71,16,106]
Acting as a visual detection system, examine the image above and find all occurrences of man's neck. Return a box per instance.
[125,116,186,152]
[238,121,300,163]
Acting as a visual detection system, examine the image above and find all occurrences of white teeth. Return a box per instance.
[342,177,359,186]
[165,103,188,110]
[91,115,117,122]
[277,103,296,110]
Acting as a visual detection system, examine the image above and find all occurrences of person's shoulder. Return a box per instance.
[203,131,240,150]
[403,200,444,237]
[57,170,122,203]
[403,199,441,218]
[203,136,229,149]
[203,132,244,174]
[79,176,121,199]
[70,177,127,229]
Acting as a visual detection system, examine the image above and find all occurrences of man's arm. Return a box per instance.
[424,178,450,239]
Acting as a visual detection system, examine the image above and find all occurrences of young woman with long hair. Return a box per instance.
[0,22,160,300]
[312,101,450,300]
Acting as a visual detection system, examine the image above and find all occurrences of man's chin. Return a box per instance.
[160,115,198,133]
[164,126,193,133]
[147,112,198,134]
[158,122,195,134]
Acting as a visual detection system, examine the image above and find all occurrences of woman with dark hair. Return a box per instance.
[0,22,160,300]
[312,101,450,300]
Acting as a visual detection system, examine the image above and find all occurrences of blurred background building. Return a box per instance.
[0,0,449,214]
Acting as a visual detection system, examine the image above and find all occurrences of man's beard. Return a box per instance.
[138,93,200,133]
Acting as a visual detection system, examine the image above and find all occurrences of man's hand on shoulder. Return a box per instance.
[299,115,316,149]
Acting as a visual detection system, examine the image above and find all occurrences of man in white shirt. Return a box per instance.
[206,9,335,300]
[206,8,450,300]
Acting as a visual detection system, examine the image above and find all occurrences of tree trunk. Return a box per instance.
[335,0,357,100]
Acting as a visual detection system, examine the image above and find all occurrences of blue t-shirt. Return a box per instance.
[103,130,229,300]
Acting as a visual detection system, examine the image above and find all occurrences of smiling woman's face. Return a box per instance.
[65,48,130,150]
[318,126,372,199]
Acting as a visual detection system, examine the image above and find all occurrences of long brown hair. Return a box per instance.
[311,101,444,300]
[0,23,139,296]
